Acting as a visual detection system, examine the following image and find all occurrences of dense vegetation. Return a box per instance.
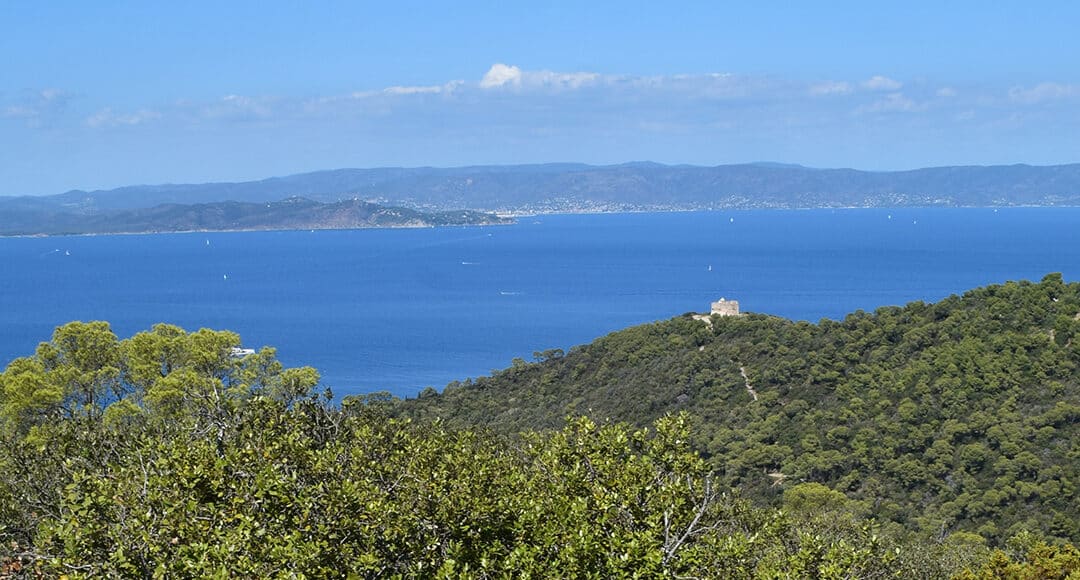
[0,323,959,577]
[398,274,1080,547]
[1,275,1078,577]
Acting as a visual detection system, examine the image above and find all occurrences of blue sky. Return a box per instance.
[3,1,1079,195]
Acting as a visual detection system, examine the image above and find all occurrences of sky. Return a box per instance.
[2,1,1079,196]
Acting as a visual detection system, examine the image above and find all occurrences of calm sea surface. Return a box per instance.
[2,208,1078,397]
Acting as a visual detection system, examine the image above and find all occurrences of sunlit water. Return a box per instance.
[2,208,1078,397]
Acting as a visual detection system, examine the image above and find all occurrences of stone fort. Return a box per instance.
[692,297,741,325]
[710,298,740,316]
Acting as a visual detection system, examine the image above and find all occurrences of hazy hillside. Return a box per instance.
[394,274,1080,545]
[0,197,510,236]
[4,162,1080,213]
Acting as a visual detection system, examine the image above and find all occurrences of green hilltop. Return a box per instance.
[1,275,1078,577]
[395,274,1080,545]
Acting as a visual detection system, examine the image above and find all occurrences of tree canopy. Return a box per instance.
[397,274,1080,546]
[2,275,1079,576]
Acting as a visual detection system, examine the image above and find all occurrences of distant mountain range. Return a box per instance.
[3,162,1079,235]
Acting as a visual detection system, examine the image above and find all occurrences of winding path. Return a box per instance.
[739,366,759,402]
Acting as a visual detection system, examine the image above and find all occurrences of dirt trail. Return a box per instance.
[739,366,759,401]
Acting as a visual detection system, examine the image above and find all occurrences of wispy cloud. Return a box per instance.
[289,65,784,119]
[196,94,278,121]
[1008,82,1080,104]
[85,107,161,128]
[530,69,602,90]
[474,65,786,102]
[861,75,902,91]
[809,81,853,96]
[1,88,73,126]
[9,63,1080,194]
[640,72,777,100]
[7,67,981,133]
[856,92,923,114]
[10,66,1078,168]
[382,81,463,95]
[349,80,465,98]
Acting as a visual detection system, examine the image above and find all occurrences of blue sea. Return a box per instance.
[2,208,1078,398]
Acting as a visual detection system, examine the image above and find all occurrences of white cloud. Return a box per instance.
[38,88,67,101]
[198,94,275,120]
[856,92,922,114]
[308,66,880,110]
[480,63,600,91]
[648,72,764,98]
[384,85,441,96]
[222,94,264,109]
[26,69,1016,141]
[528,70,600,90]
[862,75,902,91]
[1008,82,1080,104]
[85,107,161,128]
[337,81,466,99]
[1,88,73,122]
[480,63,523,89]
[809,81,853,96]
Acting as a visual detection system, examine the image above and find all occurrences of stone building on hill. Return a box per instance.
[693,297,741,326]
[711,298,739,316]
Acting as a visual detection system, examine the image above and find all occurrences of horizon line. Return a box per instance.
[7,160,1080,199]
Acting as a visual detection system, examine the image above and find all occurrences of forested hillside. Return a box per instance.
[397,274,1080,546]
[0,324,1019,578]
[1,277,1079,576]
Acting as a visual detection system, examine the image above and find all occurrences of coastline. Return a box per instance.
[8,203,1080,239]
[0,219,516,239]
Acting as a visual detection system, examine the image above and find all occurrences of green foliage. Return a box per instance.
[0,321,123,433]
[0,322,904,576]
[0,321,320,562]
[783,482,863,517]
[953,540,1080,579]
[3,276,1079,575]
[1,395,906,577]
[398,274,1080,545]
